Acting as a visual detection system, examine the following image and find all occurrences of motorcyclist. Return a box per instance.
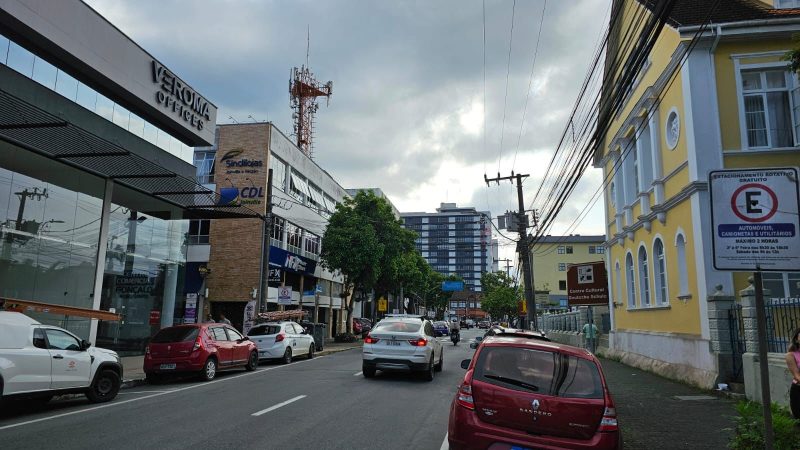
[450,317,461,342]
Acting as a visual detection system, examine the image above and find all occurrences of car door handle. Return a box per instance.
[52,355,64,359]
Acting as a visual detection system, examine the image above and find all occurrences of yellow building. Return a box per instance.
[595,0,800,387]
[531,235,607,308]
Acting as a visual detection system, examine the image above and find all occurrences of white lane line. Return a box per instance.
[117,390,175,395]
[353,371,362,376]
[440,433,448,450]
[0,354,329,431]
[251,395,306,417]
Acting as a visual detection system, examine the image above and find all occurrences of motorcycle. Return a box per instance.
[450,330,460,345]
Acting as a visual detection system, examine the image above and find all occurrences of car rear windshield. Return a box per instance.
[373,321,421,333]
[474,347,603,398]
[151,327,199,343]
[248,325,281,336]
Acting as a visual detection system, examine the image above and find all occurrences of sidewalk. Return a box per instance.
[121,340,362,388]
[599,357,737,449]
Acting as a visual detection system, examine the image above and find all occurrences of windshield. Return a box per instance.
[151,327,199,343]
[373,321,421,333]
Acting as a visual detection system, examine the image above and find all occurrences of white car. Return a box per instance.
[247,321,315,364]
[362,315,444,381]
[0,312,122,405]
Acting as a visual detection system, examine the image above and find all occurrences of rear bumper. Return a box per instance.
[143,357,205,374]
[448,399,620,450]
[362,357,431,372]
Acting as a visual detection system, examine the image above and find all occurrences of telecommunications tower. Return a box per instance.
[289,66,332,158]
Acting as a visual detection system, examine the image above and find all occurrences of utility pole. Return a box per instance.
[484,172,537,330]
[258,169,274,314]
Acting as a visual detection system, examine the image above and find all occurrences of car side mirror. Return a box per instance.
[469,342,479,349]
[475,336,483,342]
[238,336,250,343]
[460,359,471,369]
[80,339,92,351]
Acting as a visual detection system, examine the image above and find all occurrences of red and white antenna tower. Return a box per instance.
[289,65,332,158]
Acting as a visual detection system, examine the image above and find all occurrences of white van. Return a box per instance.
[0,312,123,405]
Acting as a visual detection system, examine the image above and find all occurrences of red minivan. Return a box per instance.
[143,324,258,382]
[448,331,621,449]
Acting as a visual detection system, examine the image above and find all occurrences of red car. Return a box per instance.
[448,330,620,449]
[143,324,258,382]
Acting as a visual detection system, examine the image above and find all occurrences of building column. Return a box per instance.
[89,179,113,344]
[160,263,179,328]
[707,285,736,383]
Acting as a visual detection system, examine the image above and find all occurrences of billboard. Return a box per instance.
[567,261,609,306]
[441,281,464,292]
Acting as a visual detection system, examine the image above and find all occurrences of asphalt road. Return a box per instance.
[0,328,484,450]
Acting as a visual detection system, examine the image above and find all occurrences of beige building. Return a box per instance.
[530,235,606,308]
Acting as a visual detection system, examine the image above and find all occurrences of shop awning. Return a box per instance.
[0,65,260,220]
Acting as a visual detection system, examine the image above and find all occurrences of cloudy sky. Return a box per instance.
[86,0,611,266]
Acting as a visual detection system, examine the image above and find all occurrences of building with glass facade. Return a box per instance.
[0,0,254,355]
[400,203,496,292]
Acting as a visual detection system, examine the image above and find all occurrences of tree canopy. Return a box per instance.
[479,271,520,320]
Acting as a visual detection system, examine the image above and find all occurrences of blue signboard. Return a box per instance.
[268,246,317,276]
[441,281,464,292]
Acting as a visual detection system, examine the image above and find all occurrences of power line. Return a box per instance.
[497,0,516,175]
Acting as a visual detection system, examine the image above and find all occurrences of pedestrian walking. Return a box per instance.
[218,313,232,326]
[786,327,800,419]
[581,322,599,353]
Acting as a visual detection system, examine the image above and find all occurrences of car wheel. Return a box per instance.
[307,344,315,359]
[200,357,217,381]
[423,356,435,381]
[363,365,376,378]
[85,369,120,403]
[245,351,258,371]
[282,347,293,364]
[435,351,443,372]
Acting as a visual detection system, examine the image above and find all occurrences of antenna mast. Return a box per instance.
[289,33,332,159]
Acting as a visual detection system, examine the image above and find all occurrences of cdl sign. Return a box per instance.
[709,168,800,271]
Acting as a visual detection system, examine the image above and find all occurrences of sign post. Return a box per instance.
[710,167,800,450]
[278,286,292,306]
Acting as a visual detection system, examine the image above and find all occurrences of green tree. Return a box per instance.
[320,190,412,333]
[480,271,520,320]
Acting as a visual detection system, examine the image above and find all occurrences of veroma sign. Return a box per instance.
[152,61,211,131]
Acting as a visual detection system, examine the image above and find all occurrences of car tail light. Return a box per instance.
[456,378,475,410]
[275,333,285,343]
[408,337,427,347]
[192,337,202,352]
[364,334,380,344]
[599,388,619,432]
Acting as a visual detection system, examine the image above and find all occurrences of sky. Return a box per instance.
[86,0,611,269]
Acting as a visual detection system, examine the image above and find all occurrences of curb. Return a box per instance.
[121,344,362,389]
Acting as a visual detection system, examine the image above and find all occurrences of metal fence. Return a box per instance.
[540,311,580,333]
[728,304,745,382]
[765,298,800,353]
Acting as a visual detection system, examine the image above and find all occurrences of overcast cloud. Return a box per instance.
[86,0,611,265]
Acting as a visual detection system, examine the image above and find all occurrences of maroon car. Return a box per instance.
[143,324,258,383]
[448,330,620,449]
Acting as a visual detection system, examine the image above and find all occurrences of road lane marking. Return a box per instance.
[0,354,331,431]
[353,371,362,376]
[440,433,448,450]
[117,390,175,395]
[251,395,306,417]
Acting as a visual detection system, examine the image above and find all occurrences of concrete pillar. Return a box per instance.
[740,277,769,355]
[160,263,179,328]
[707,285,735,354]
[88,179,113,344]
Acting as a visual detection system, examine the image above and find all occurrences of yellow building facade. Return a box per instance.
[531,235,606,308]
[596,0,800,387]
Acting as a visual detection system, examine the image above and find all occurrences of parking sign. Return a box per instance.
[278,286,292,305]
[709,168,800,271]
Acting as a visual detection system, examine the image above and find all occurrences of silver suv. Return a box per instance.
[362,315,443,381]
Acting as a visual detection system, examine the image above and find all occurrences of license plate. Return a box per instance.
[387,340,401,346]
[160,363,176,370]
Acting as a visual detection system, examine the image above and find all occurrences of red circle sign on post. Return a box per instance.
[730,183,778,223]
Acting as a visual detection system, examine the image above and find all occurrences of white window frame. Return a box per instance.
[638,245,651,307]
[558,263,566,271]
[675,231,689,297]
[653,237,669,305]
[626,252,636,308]
[734,58,798,150]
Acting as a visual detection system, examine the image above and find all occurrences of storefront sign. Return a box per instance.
[709,168,800,271]
[149,310,161,325]
[184,293,197,324]
[115,274,155,296]
[243,300,256,335]
[217,185,265,206]
[152,61,211,132]
[567,261,609,306]
[269,247,317,276]
[269,267,282,283]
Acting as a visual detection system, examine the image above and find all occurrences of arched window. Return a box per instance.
[626,253,636,308]
[638,246,651,306]
[653,238,668,305]
[615,261,622,307]
[676,234,689,296]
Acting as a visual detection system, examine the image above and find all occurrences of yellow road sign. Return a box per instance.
[378,297,388,312]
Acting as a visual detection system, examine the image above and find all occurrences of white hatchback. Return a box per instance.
[362,316,443,381]
[247,321,315,364]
